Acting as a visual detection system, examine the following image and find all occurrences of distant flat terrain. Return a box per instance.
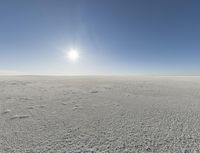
[1,76,200,153]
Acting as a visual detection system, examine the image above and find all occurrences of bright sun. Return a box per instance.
[67,49,79,61]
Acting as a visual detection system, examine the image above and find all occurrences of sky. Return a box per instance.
[0,0,200,75]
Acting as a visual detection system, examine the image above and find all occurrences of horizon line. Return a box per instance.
[0,74,200,77]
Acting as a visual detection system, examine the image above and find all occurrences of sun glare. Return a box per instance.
[67,49,79,61]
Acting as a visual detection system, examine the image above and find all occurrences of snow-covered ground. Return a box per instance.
[1,76,200,153]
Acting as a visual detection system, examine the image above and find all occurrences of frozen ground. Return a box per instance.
[1,76,200,153]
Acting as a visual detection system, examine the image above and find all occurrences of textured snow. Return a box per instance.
[1,76,200,153]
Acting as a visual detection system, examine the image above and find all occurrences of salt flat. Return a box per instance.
[1,76,200,153]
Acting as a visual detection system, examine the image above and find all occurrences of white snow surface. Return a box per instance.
[1,76,200,153]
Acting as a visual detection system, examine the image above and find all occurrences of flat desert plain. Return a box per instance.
[1,76,200,153]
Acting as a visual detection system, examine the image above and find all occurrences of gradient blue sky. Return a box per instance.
[1,0,200,75]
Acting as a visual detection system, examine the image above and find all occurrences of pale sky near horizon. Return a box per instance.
[1,0,200,75]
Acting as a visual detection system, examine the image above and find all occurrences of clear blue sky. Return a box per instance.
[1,0,200,75]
